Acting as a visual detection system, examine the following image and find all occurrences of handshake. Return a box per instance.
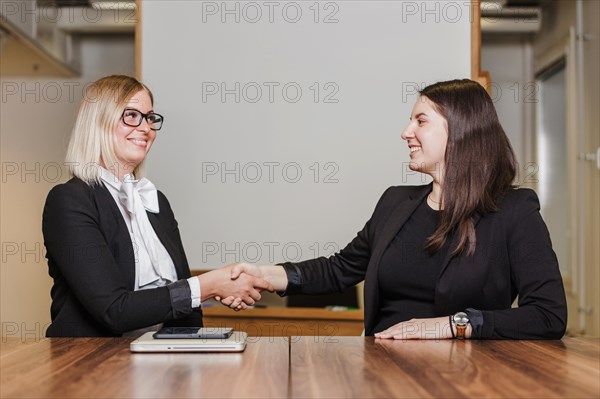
[197,262,287,310]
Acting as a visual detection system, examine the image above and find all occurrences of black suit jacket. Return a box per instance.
[281,184,567,339]
[42,177,202,337]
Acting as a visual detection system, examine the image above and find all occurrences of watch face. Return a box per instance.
[453,312,469,325]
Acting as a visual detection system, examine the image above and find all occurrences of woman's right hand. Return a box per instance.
[215,263,266,310]
[217,263,288,310]
[198,264,273,307]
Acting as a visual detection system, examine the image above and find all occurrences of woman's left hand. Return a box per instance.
[374,316,469,340]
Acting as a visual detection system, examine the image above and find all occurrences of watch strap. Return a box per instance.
[449,315,456,339]
[456,324,467,339]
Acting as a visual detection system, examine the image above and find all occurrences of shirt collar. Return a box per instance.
[99,167,122,191]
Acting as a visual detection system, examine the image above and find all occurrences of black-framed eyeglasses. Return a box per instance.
[121,108,164,131]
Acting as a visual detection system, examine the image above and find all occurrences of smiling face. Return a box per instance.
[401,95,448,183]
[113,90,156,178]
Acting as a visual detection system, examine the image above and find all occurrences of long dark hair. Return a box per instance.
[422,79,517,256]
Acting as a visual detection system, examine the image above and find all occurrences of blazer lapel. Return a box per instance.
[364,184,431,334]
[146,212,185,278]
[94,183,136,288]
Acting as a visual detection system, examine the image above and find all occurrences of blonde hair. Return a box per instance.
[65,75,154,184]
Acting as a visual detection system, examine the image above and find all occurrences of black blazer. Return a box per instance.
[281,184,567,339]
[42,177,202,337]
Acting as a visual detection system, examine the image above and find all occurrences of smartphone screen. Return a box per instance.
[153,327,234,339]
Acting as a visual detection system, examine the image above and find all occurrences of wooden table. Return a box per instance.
[1,336,598,398]
[290,337,600,398]
[1,337,289,398]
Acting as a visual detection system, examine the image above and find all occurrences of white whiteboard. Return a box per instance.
[141,1,471,270]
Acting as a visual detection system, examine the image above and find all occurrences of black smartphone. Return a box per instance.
[153,327,234,339]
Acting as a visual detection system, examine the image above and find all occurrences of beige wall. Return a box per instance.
[530,0,599,337]
[0,35,134,339]
[581,0,599,337]
[533,1,577,67]
[1,77,74,339]
[482,35,533,167]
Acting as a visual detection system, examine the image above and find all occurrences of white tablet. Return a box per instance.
[130,331,247,353]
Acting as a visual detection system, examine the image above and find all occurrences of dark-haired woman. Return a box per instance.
[220,79,567,340]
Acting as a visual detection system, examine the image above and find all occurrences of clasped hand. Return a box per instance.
[207,263,272,307]
[210,263,269,309]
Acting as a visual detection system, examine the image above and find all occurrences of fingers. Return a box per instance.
[374,323,405,340]
[234,288,262,306]
[232,274,262,305]
[220,296,250,311]
[374,330,394,339]
[236,286,257,306]
[374,322,420,340]
[229,262,256,280]
[220,296,235,306]
[248,288,262,303]
[230,263,244,280]
[254,277,275,293]
[375,331,402,340]
[230,263,264,280]
[214,269,271,307]
[230,297,243,309]
[242,297,255,306]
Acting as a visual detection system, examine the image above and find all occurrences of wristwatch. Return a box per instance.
[452,312,469,339]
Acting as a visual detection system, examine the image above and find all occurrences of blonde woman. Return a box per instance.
[43,75,271,337]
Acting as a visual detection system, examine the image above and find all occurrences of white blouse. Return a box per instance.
[99,168,200,307]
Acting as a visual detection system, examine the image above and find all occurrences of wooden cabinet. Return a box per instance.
[202,306,364,337]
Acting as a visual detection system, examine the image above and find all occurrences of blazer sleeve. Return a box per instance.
[43,183,196,334]
[476,189,567,339]
[280,188,393,295]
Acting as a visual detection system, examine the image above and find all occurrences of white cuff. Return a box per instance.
[187,277,202,308]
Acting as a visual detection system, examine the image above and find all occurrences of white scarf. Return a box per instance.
[100,170,177,288]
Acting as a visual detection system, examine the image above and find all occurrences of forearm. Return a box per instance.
[260,265,288,292]
[477,306,566,339]
[97,284,184,333]
[279,256,367,296]
[197,271,221,302]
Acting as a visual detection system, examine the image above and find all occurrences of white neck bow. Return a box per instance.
[118,174,159,215]
[101,171,175,287]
